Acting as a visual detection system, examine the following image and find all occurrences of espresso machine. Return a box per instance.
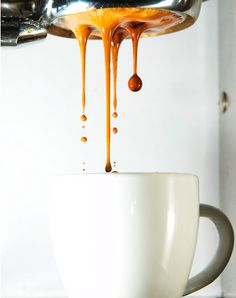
[1,0,236,297]
[1,0,208,46]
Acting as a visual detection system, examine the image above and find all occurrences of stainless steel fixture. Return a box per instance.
[219,1,236,296]
[1,0,208,46]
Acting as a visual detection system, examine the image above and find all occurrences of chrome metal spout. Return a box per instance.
[1,0,205,46]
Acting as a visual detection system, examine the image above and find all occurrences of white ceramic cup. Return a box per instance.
[49,173,234,298]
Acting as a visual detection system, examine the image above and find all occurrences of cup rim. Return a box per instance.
[52,172,198,179]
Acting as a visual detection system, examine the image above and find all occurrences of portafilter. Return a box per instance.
[1,0,209,46]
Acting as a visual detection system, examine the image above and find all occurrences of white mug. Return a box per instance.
[49,173,234,298]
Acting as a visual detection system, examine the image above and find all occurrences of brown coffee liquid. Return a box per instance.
[59,8,184,172]
[126,22,145,91]
[76,26,93,115]
[81,136,87,142]
[111,29,129,115]
[81,114,87,121]
[112,112,118,118]
[128,73,143,91]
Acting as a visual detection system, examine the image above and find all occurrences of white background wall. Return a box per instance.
[1,0,220,296]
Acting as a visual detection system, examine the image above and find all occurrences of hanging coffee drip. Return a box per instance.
[55,8,185,172]
[1,1,211,172]
[1,1,204,171]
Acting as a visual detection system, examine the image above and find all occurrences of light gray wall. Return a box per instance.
[219,0,236,297]
[1,1,220,297]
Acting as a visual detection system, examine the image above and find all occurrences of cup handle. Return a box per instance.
[183,204,234,296]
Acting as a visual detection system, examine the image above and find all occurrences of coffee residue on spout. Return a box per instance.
[111,28,129,116]
[59,8,184,172]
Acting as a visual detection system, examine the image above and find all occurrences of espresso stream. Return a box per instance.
[59,8,184,172]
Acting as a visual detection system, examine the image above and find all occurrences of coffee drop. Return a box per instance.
[113,127,118,134]
[82,125,85,129]
[105,162,112,173]
[112,112,118,118]
[128,73,142,92]
[81,136,87,142]
[81,114,87,122]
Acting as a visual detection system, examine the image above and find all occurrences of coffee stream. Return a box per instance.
[59,8,183,172]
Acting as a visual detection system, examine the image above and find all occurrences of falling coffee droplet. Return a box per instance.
[81,114,87,122]
[128,74,142,92]
[112,112,118,118]
[81,136,87,142]
[81,162,86,171]
[113,127,118,134]
[82,125,85,128]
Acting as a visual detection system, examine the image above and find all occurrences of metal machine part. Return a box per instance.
[1,0,208,46]
[219,0,236,296]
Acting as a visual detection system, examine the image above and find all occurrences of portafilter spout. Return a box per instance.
[1,0,208,46]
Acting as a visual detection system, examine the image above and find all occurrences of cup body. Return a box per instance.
[50,173,199,298]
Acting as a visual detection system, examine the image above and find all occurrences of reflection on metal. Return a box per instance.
[1,0,203,45]
[219,92,230,114]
